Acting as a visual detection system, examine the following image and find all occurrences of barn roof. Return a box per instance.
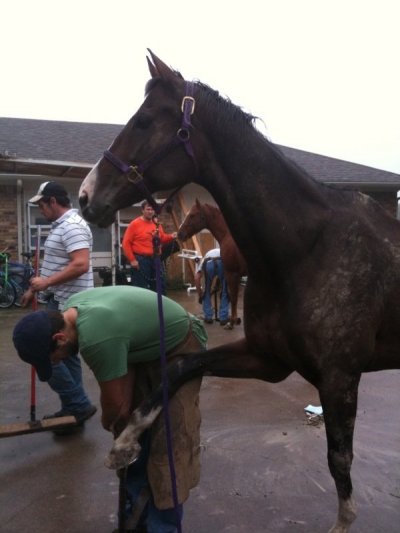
[1,117,399,189]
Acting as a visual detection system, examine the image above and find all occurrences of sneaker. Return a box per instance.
[219,319,229,326]
[73,405,97,425]
[204,318,213,324]
[43,409,72,420]
[43,405,97,425]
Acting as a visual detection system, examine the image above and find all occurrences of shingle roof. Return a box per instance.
[279,145,400,186]
[1,117,399,187]
[0,117,121,164]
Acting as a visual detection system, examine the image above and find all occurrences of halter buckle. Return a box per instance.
[127,165,144,185]
[181,96,195,114]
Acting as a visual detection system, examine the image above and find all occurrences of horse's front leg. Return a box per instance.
[318,372,361,533]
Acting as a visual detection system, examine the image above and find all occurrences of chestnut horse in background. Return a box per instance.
[178,199,247,329]
[79,51,400,532]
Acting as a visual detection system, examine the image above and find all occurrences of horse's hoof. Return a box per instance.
[104,443,141,470]
[104,451,139,470]
[235,318,241,325]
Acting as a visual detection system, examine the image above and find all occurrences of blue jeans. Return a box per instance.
[203,259,229,321]
[47,297,92,413]
[125,432,183,533]
[130,255,167,295]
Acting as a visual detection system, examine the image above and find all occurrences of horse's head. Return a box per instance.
[177,198,207,241]
[79,50,200,227]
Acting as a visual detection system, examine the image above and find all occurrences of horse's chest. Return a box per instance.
[244,305,286,354]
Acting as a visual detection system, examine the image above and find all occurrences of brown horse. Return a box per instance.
[79,51,400,532]
[178,199,247,329]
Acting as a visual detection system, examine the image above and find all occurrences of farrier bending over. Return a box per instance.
[13,285,207,532]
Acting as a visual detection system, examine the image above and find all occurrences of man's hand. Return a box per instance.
[20,287,34,308]
[29,276,49,292]
[108,416,128,438]
[130,260,139,270]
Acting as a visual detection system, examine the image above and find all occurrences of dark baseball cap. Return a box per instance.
[29,181,69,203]
[13,311,54,381]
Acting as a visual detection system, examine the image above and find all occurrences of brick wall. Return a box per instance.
[0,185,18,259]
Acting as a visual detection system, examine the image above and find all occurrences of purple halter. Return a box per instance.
[103,81,196,214]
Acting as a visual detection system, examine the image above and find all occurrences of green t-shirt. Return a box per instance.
[64,286,207,382]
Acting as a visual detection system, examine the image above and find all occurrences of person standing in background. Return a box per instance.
[122,200,177,295]
[195,247,230,325]
[22,181,96,426]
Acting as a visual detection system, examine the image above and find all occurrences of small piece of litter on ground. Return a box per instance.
[304,404,323,415]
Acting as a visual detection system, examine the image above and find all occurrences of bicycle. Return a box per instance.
[8,251,36,306]
[0,250,17,308]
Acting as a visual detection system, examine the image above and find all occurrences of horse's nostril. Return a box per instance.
[79,193,88,209]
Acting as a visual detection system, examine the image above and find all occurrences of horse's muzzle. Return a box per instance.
[79,199,116,228]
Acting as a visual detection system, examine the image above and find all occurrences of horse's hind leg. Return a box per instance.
[318,372,361,533]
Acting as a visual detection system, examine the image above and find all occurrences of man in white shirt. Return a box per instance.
[22,181,96,427]
[195,247,230,325]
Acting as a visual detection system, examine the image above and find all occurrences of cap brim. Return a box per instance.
[35,362,53,382]
[28,194,43,204]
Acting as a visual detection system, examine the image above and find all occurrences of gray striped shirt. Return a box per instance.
[40,208,94,305]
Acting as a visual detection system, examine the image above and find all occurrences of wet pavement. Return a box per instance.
[1,288,399,532]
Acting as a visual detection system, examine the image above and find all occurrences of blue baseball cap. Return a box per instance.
[13,311,54,381]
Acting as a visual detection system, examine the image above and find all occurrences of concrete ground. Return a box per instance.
[0,288,399,533]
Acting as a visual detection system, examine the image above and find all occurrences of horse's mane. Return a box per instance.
[195,81,256,125]
[193,80,326,187]
[145,74,351,199]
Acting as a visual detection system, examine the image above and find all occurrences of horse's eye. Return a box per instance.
[134,114,152,129]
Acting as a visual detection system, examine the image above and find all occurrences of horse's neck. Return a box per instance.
[203,207,230,243]
[196,110,332,268]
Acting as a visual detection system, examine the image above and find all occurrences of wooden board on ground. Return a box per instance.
[0,416,77,438]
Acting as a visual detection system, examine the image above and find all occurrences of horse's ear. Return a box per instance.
[195,198,201,208]
[146,49,182,82]
[146,56,158,78]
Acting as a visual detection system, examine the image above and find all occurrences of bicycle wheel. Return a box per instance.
[0,276,17,308]
[13,282,24,307]
[8,272,25,307]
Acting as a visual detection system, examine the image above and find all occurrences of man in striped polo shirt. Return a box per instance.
[22,181,96,427]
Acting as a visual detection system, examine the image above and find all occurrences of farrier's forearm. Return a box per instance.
[100,369,136,437]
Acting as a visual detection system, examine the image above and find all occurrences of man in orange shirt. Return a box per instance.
[122,201,177,294]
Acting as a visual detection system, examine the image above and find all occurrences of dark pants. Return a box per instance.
[203,258,229,321]
[46,296,92,412]
[125,432,183,532]
[130,255,166,295]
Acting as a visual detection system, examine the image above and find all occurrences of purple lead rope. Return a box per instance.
[153,233,183,533]
[107,81,198,532]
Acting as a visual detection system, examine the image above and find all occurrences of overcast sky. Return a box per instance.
[2,0,399,173]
